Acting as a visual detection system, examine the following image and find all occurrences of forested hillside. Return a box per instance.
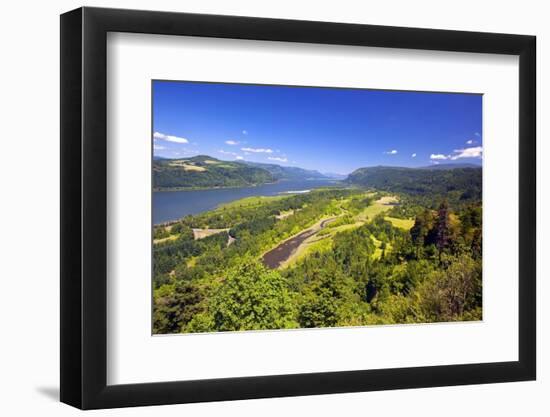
[153,155,274,190]
[346,166,482,202]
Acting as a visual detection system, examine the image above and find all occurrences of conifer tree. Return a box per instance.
[436,200,450,261]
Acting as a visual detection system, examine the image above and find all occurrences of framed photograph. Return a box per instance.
[60,7,536,409]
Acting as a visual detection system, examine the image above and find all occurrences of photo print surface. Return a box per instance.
[152,80,483,335]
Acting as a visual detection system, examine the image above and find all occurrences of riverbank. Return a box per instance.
[153,177,339,192]
[153,181,279,192]
[261,195,399,269]
[153,178,341,224]
[262,216,338,269]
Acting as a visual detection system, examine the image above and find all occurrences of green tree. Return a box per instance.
[153,281,204,334]
[418,255,481,321]
[471,228,482,259]
[294,254,364,328]
[435,200,450,261]
[298,287,339,328]
[410,209,432,257]
[209,259,297,331]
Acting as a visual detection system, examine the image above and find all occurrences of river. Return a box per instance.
[153,179,340,224]
[262,217,337,269]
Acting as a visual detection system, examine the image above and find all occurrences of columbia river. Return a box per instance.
[153,179,339,224]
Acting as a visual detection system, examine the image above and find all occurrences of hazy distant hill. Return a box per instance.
[153,155,274,190]
[419,162,481,170]
[321,172,348,180]
[346,165,482,199]
[243,161,329,180]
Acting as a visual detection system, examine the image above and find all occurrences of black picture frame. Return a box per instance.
[60,6,536,410]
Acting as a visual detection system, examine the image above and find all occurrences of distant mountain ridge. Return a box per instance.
[419,162,481,170]
[153,154,482,195]
[242,161,329,180]
[321,172,348,180]
[153,155,337,190]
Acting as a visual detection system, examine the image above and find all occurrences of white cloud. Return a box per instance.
[450,146,483,160]
[242,130,248,135]
[153,131,189,144]
[431,160,440,165]
[429,146,483,162]
[384,150,398,155]
[225,140,239,145]
[466,139,474,145]
[268,156,288,163]
[411,153,417,158]
[474,132,481,137]
[241,147,273,154]
[153,144,166,150]
[219,149,246,160]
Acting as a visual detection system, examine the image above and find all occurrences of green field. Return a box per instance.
[216,195,287,210]
[283,235,333,268]
[384,216,415,230]
[370,235,392,260]
[355,200,393,222]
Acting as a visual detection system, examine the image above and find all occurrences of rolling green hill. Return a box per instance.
[153,155,274,190]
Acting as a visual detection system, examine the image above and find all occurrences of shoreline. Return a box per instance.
[153,180,346,226]
[153,177,338,193]
[262,215,339,269]
[153,182,277,193]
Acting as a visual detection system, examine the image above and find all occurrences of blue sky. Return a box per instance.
[153,81,482,175]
